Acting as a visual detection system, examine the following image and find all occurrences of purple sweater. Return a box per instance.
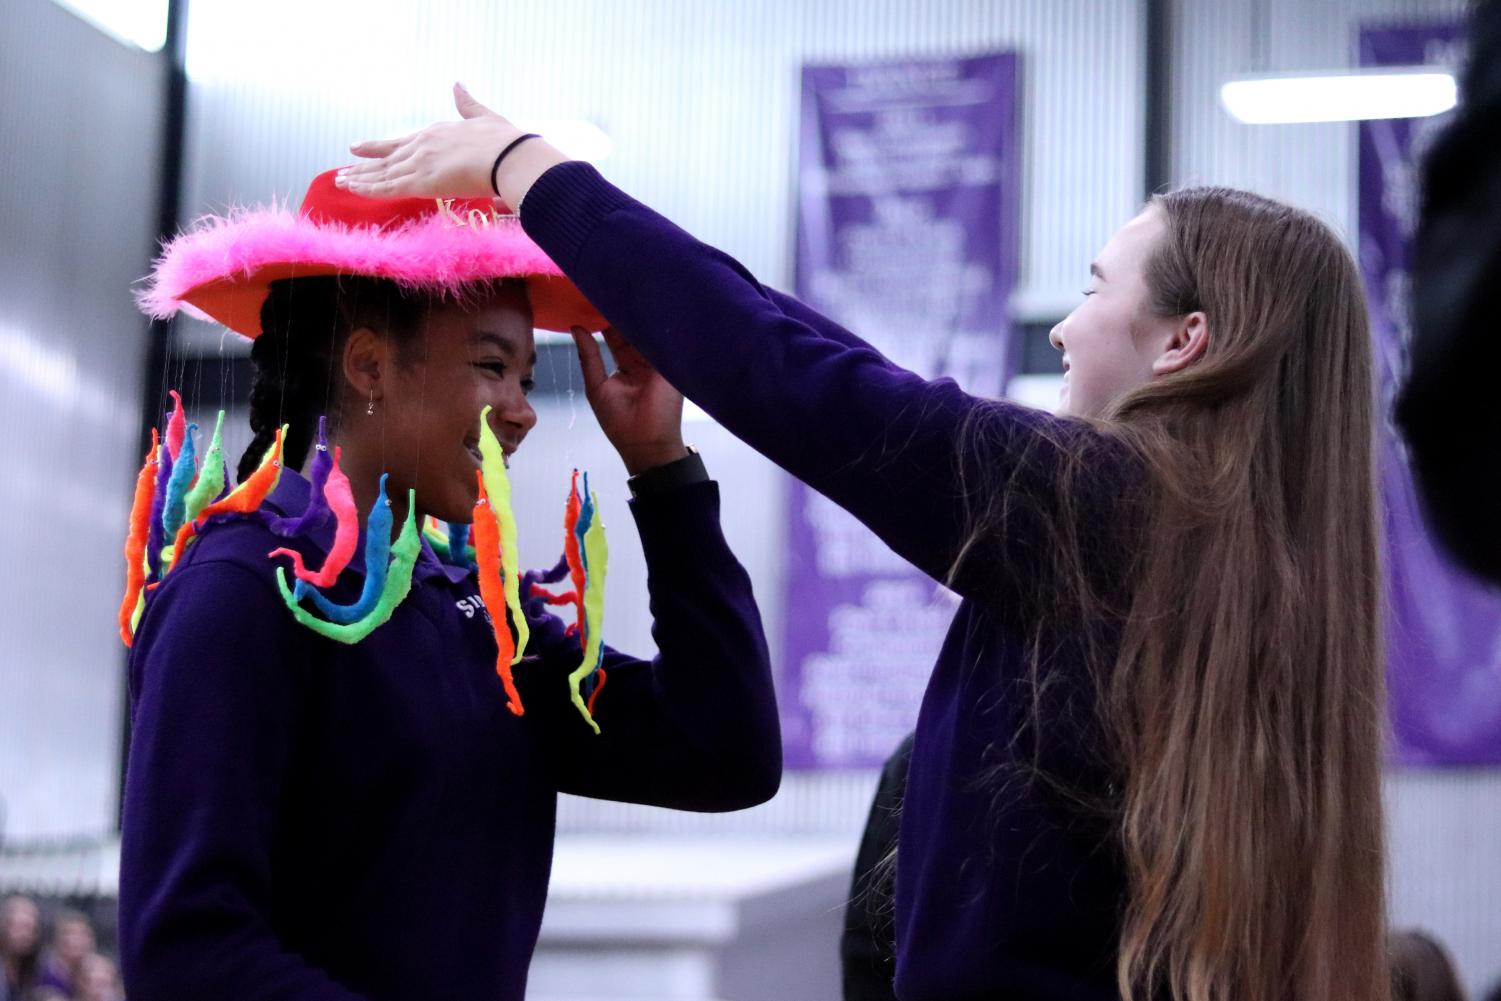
[119,469,779,1000]
[521,162,1137,1001]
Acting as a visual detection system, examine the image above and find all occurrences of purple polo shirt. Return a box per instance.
[520,162,1140,1001]
[119,467,779,1000]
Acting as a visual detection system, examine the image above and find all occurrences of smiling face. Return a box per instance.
[340,282,538,524]
[1050,207,1187,418]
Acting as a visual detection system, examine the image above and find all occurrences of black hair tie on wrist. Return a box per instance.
[491,133,541,197]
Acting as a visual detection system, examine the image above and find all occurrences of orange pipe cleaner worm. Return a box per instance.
[118,429,159,646]
[473,471,523,715]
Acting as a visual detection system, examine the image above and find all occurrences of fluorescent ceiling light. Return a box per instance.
[1220,67,1456,124]
[48,0,167,52]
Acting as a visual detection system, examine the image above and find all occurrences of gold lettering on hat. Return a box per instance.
[435,197,466,228]
[434,198,518,231]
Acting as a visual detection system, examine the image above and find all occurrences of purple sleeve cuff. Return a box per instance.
[520,161,633,275]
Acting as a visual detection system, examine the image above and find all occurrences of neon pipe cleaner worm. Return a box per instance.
[472,471,523,715]
[161,422,199,543]
[275,490,420,645]
[586,668,608,716]
[563,471,588,646]
[164,390,186,461]
[146,440,172,583]
[573,478,594,599]
[421,522,476,566]
[477,407,528,663]
[447,521,471,565]
[566,474,609,733]
[181,411,226,526]
[524,473,588,638]
[118,430,159,646]
[268,446,357,588]
[268,416,331,536]
[532,554,570,585]
[144,393,181,582]
[529,585,578,606]
[212,424,286,516]
[579,476,607,675]
[291,473,392,624]
[167,425,286,568]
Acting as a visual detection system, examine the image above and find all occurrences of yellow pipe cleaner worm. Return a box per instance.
[566,475,609,734]
[477,406,528,664]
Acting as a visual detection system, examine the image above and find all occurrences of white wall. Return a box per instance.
[0,0,163,843]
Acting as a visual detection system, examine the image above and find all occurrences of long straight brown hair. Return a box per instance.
[965,187,1387,1001]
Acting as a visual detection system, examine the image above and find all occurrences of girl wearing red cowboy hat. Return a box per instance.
[337,84,1391,1001]
[119,163,780,1000]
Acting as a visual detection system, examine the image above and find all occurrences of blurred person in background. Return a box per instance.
[1398,0,1501,582]
[1389,929,1467,1001]
[0,896,40,1001]
[35,910,93,998]
[72,955,122,1001]
[840,732,913,1001]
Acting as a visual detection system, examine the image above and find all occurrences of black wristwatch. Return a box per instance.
[627,446,708,498]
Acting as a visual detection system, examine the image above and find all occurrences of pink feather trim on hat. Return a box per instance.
[136,200,604,337]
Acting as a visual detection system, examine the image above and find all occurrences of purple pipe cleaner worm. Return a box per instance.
[145,412,175,582]
[268,416,332,536]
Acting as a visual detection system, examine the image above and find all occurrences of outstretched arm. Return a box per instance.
[340,86,1119,600]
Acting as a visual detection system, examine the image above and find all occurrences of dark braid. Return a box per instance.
[236,276,426,482]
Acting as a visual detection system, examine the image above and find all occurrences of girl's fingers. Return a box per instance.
[570,327,608,394]
[337,159,397,183]
[349,136,408,159]
[337,167,419,197]
[600,327,646,370]
[339,149,415,184]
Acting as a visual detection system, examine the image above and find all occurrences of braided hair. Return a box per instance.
[236,276,426,482]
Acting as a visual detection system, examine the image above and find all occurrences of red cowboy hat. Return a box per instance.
[138,168,605,337]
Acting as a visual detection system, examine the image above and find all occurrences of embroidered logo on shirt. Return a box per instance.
[456,593,492,625]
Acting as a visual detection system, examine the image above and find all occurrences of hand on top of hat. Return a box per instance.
[571,326,689,476]
[338,83,569,211]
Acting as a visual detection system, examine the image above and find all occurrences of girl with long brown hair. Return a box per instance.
[340,85,1388,1001]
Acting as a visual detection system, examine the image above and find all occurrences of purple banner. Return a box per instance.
[1360,21,1501,764]
[783,53,1020,768]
